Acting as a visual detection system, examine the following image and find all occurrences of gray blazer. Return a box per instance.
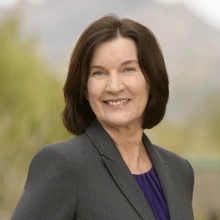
[11,119,194,220]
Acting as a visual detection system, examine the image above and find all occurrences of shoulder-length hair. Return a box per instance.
[62,14,169,135]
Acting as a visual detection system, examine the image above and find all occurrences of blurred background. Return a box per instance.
[0,0,219,219]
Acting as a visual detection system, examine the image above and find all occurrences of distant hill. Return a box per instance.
[1,0,220,122]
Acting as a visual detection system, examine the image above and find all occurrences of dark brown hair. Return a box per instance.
[62,14,169,135]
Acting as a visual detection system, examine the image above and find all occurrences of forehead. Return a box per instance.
[90,37,138,65]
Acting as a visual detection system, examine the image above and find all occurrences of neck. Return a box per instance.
[100,121,145,160]
[99,120,152,174]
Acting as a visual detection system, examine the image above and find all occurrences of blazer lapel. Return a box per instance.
[142,134,181,220]
[86,119,181,220]
[85,120,155,220]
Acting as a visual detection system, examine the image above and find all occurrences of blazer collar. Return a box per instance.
[142,135,181,220]
[85,119,181,220]
[85,119,122,162]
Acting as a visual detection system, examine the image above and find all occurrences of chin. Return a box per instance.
[100,118,140,129]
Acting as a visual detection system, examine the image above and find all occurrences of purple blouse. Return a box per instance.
[132,166,170,220]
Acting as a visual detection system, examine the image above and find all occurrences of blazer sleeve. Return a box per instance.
[11,144,77,220]
[185,159,195,198]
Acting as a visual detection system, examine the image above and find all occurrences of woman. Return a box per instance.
[11,15,194,220]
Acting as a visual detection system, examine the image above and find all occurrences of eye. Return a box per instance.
[124,67,135,72]
[92,71,105,76]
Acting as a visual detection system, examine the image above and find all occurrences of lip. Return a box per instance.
[103,98,131,102]
[103,98,131,108]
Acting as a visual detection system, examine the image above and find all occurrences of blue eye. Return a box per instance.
[93,71,104,76]
[124,67,135,72]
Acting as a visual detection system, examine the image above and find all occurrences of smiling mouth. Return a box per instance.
[104,99,130,106]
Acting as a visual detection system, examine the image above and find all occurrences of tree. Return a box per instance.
[0,15,71,219]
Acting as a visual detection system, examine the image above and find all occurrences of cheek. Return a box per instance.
[87,79,103,102]
[131,77,149,99]
[87,79,95,97]
[134,85,149,113]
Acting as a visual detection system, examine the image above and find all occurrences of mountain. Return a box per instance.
[1,0,220,121]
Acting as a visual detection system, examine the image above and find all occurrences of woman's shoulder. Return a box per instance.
[153,144,186,162]
[44,133,92,150]
[153,144,194,186]
[153,144,194,175]
[33,133,95,166]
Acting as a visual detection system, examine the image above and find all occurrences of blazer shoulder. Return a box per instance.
[36,134,97,166]
[153,144,194,188]
[42,133,91,150]
[153,144,194,175]
[153,144,186,163]
[11,139,78,220]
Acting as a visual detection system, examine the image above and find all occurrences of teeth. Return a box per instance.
[107,99,129,105]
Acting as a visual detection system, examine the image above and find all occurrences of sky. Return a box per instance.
[0,0,220,30]
[157,0,220,30]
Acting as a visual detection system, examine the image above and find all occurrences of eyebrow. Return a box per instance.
[90,60,138,69]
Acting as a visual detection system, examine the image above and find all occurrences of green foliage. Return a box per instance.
[147,90,220,157]
[0,16,71,218]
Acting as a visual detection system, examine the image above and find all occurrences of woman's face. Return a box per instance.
[87,37,150,129]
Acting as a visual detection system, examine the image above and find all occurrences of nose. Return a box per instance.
[105,72,124,94]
